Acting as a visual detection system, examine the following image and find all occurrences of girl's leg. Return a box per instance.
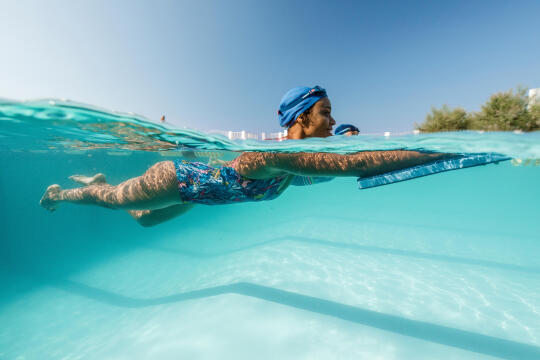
[40,161,182,211]
[128,204,195,227]
[68,171,195,227]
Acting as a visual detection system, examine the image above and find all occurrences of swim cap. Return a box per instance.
[334,124,360,135]
[278,86,328,128]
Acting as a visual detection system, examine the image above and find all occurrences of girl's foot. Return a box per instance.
[69,173,107,185]
[40,184,62,212]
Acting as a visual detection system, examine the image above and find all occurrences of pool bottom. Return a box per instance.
[1,214,539,360]
[0,271,527,360]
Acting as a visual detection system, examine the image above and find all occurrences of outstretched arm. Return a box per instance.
[233,150,451,179]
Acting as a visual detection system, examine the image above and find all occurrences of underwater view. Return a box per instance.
[1,100,539,359]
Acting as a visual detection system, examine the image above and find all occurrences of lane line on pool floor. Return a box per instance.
[51,278,540,360]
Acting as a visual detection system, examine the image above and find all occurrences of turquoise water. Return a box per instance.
[1,99,540,359]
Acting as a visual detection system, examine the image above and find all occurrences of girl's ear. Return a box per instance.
[297,113,309,128]
[287,121,305,139]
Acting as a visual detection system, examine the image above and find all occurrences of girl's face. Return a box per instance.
[301,98,336,138]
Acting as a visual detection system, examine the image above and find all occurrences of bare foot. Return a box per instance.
[40,184,62,212]
[69,173,107,186]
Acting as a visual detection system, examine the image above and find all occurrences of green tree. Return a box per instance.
[470,88,538,131]
[529,104,540,129]
[415,105,471,132]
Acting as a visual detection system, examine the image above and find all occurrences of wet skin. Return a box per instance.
[287,98,335,139]
[40,97,449,226]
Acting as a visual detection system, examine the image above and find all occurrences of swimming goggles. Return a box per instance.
[300,86,327,101]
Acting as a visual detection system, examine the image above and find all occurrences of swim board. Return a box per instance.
[357,153,510,189]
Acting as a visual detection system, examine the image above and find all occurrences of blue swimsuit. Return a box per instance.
[173,160,289,205]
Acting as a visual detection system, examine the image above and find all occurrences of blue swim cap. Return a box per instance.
[334,124,359,135]
[278,86,328,128]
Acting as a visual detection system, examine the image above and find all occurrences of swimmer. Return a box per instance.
[334,124,359,136]
[41,86,449,227]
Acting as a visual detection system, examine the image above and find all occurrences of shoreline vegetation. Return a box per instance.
[416,87,540,132]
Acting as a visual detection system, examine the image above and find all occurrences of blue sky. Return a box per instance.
[1,0,539,133]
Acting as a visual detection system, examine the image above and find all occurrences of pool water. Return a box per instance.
[1,100,539,359]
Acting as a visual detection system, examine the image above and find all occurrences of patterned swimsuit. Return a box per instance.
[173,160,289,205]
